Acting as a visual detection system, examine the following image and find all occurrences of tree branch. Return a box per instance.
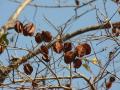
[0,21,120,84]
[0,0,32,38]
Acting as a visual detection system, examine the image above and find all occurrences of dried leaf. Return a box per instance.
[82,64,90,72]
[92,57,98,64]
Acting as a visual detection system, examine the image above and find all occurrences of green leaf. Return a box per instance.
[82,57,88,61]
[82,64,90,72]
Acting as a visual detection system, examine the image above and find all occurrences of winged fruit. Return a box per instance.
[14,20,23,33]
[53,41,63,53]
[41,31,52,42]
[63,42,72,52]
[42,54,50,62]
[40,45,49,54]
[73,58,82,68]
[75,43,91,57]
[64,51,75,64]
[23,23,35,36]
[23,63,33,75]
[35,33,43,43]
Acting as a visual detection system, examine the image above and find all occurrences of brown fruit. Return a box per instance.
[112,27,116,34]
[64,51,75,64]
[106,82,112,89]
[41,31,52,42]
[53,41,63,53]
[15,20,23,33]
[35,33,43,43]
[75,43,91,57]
[23,23,35,36]
[63,42,72,52]
[0,45,5,54]
[109,76,115,83]
[82,43,91,55]
[40,45,49,54]
[32,80,38,87]
[75,44,86,57]
[75,0,80,6]
[23,63,33,75]
[115,28,120,36]
[112,27,120,36]
[113,0,119,4]
[73,58,82,68]
[42,54,50,62]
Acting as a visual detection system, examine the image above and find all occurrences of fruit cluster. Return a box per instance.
[14,20,91,74]
[35,31,52,43]
[15,20,35,36]
[36,37,91,69]
[35,30,52,63]
[34,30,91,69]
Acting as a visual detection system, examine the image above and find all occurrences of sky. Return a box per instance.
[0,0,120,90]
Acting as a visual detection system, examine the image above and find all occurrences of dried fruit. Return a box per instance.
[112,27,116,34]
[115,28,120,36]
[112,0,120,4]
[64,42,72,52]
[75,44,86,57]
[32,80,38,87]
[14,20,23,33]
[0,45,5,54]
[40,45,49,54]
[64,51,75,64]
[106,82,112,89]
[104,22,111,29]
[112,27,120,36]
[73,58,82,68]
[23,23,35,36]
[53,41,63,53]
[75,0,80,6]
[35,33,43,43]
[23,63,33,75]
[75,43,91,57]
[42,54,50,62]
[41,31,52,42]
[82,43,91,55]
[109,76,115,83]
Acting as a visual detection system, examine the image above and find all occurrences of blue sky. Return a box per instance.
[0,0,120,90]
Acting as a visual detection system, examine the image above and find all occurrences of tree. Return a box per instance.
[0,0,120,90]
